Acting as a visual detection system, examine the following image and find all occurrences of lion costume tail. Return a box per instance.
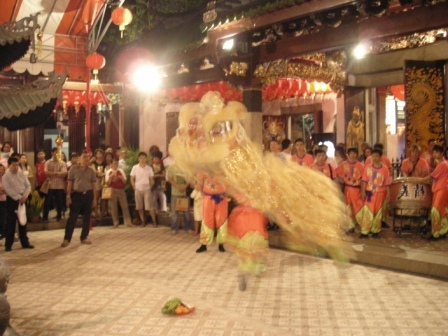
[222,142,353,264]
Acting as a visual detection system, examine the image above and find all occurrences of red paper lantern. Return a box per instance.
[112,7,133,37]
[73,91,82,112]
[263,84,276,101]
[277,78,289,99]
[288,79,298,97]
[91,92,99,105]
[86,52,106,75]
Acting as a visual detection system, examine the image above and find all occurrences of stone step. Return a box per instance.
[269,230,448,280]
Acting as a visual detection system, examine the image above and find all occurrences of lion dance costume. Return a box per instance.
[170,92,352,286]
[196,172,228,252]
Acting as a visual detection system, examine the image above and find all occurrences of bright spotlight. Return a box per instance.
[353,44,369,59]
[132,65,162,93]
[222,39,234,50]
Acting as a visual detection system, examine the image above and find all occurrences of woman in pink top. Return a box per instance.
[0,165,6,239]
[419,145,448,240]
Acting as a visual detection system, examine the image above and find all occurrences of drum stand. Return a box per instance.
[392,208,430,237]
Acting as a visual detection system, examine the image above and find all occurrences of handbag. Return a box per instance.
[175,197,189,212]
[40,180,49,194]
[16,203,27,226]
[101,186,113,199]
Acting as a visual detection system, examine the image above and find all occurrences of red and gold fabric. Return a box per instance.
[335,160,364,228]
[311,162,334,179]
[291,153,314,168]
[227,205,269,275]
[198,174,228,245]
[361,164,391,234]
[429,160,448,238]
[401,158,430,177]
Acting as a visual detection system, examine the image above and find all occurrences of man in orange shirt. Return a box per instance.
[195,172,228,253]
[335,147,364,233]
[364,143,392,228]
[291,138,314,167]
[311,149,334,179]
[401,144,430,178]
[419,145,448,240]
[360,149,391,238]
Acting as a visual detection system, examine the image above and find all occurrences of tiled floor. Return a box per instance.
[2,225,448,336]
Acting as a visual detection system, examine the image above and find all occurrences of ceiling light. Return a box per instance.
[222,39,234,50]
[353,43,369,59]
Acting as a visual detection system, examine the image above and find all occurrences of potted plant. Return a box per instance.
[26,190,44,223]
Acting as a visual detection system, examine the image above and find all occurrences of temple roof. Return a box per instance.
[0,0,106,78]
[0,74,66,130]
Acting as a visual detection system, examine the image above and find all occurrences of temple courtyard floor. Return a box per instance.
[1,221,447,335]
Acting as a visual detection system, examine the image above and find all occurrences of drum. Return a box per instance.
[389,177,432,215]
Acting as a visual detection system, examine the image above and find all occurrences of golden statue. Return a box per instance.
[55,133,64,161]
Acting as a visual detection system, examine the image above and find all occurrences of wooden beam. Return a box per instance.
[164,0,357,65]
[63,81,122,93]
[160,67,226,89]
[249,0,356,29]
[348,42,448,76]
[259,1,448,62]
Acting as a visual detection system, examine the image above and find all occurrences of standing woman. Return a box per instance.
[0,142,13,168]
[104,151,114,172]
[91,148,107,221]
[19,154,35,190]
[105,157,133,227]
[148,145,162,166]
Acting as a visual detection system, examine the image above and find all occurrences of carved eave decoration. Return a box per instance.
[254,50,347,94]
[0,74,66,131]
[0,13,40,70]
[370,28,448,54]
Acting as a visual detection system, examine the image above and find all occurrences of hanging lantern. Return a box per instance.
[86,52,106,84]
[73,92,82,113]
[112,7,133,38]
[276,78,289,99]
[62,91,70,113]
[288,79,298,97]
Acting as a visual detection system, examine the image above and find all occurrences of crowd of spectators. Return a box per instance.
[0,136,445,251]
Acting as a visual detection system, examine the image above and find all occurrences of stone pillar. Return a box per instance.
[242,88,263,145]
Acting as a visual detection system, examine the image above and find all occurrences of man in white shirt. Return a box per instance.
[3,156,34,251]
[163,149,175,207]
[130,152,157,227]
[43,147,67,223]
